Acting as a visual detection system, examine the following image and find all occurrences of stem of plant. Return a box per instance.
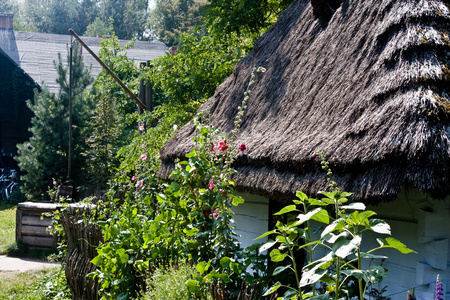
[335,257,341,300]
[289,245,302,300]
[357,248,363,300]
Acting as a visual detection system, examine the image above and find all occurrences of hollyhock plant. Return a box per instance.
[436,274,444,300]
[238,144,246,152]
[218,140,228,151]
[213,208,219,219]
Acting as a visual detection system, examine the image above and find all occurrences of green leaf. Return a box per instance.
[255,230,276,240]
[364,265,387,283]
[273,264,291,275]
[369,219,391,235]
[220,257,231,268]
[321,218,345,238]
[340,202,366,210]
[196,261,209,274]
[274,205,298,215]
[270,249,287,262]
[282,289,298,300]
[359,252,388,260]
[296,191,308,201]
[310,209,330,224]
[297,208,329,225]
[231,195,245,206]
[262,283,281,296]
[260,240,277,253]
[308,198,328,206]
[377,237,416,254]
[333,234,361,258]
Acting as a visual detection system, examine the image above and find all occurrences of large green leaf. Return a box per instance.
[282,289,298,300]
[340,202,366,210]
[259,240,277,253]
[255,230,277,240]
[274,204,298,215]
[296,191,308,201]
[377,237,416,254]
[270,249,287,262]
[321,219,345,238]
[273,264,291,276]
[262,283,281,296]
[369,219,391,235]
[333,235,361,258]
[296,208,327,225]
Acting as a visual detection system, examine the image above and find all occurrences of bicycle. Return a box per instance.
[0,169,17,203]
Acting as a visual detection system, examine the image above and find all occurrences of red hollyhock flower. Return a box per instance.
[238,144,247,152]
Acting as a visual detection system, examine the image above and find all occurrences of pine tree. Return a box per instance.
[16,42,93,200]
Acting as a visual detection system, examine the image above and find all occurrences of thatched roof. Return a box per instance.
[159,0,450,203]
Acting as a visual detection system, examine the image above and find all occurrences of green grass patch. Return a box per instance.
[0,267,69,300]
[0,204,16,254]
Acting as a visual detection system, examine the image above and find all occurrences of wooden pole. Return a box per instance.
[68,39,73,181]
[68,28,147,111]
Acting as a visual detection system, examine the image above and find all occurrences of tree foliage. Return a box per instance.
[203,0,294,42]
[98,0,148,39]
[0,0,13,13]
[83,32,140,190]
[148,0,206,46]
[16,43,94,200]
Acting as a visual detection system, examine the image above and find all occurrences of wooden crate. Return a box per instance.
[16,202,59,248]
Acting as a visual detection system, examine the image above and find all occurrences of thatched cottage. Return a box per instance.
[159,0,450,298]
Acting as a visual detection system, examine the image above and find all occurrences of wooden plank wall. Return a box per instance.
[16,202,58,248]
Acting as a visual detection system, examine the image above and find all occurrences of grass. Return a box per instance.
[0,267,68,300]
[0,204,16,254]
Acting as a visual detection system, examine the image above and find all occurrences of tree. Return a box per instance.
[20,0,100,35]
[83,32,140,190]
[148,0,205,46]
[0,0,13,13]
[98,0,149,39]
[203,0,294,42]
[16,42,94,200]
[84,17,109,37]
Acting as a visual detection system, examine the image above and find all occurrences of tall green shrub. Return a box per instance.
[16,43,93,200]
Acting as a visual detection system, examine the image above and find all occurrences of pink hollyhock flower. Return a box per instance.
[220,189,225,195]
[218,140,228,151]
[132,176,136,181]
[209,181,215,190]
[213,208,219,219]
[238,144,247,152]
[53,180,57,185]
[141,154,147,160]
[312,152,318,158]
[138,122,144,132]
[135,180,144,188]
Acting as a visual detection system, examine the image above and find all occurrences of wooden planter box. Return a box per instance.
[16,202,59,248]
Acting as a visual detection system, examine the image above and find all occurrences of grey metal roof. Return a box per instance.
[13,31,168,93]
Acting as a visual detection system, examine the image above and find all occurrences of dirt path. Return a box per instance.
[0,255,59,273]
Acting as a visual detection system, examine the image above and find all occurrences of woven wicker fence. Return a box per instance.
[61,206,102,300]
